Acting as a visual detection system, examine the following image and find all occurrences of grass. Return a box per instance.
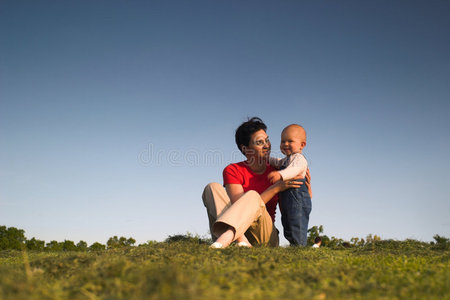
[0,239,449,299]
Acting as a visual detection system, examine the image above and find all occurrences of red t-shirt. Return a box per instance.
[223,162,278,223]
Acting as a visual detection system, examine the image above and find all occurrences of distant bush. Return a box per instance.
[0,226,26,250]
[26,238,45,251]
[89,242,106,251]
[431,234,449,250]
[76,241,88,252]
[165,233,211,245]
[106,236,136,249]
[45,240,63,252]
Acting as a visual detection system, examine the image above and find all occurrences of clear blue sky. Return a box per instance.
[1,0,449,245]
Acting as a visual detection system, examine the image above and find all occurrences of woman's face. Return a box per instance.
[244,129,271,162]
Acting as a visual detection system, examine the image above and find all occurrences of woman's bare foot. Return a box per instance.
[236,235,252,247]
[214,228,235,248]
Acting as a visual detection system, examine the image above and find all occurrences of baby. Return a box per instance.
[268,124,312,246]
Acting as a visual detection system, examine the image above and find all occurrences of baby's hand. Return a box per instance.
[268,171,282,184]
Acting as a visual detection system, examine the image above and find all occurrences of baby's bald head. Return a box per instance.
[280,124,307,155]
[282,124,306,143]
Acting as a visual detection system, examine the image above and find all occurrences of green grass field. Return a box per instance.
[0,239,448,299]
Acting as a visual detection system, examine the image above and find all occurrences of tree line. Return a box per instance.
[1,225,448,251]
[307,225,449,249]
[0,225,136,251]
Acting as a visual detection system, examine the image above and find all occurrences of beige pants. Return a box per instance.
[202,182,279,247]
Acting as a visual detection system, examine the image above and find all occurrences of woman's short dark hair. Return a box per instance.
[235,117,267,154]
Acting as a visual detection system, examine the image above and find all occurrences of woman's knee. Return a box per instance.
[243,190,264,207]
[204,182,221,192]
[203,182,221,196]
[243,190,260,199]
[202,182,223,207]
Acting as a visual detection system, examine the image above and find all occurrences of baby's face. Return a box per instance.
[280,127,305,156]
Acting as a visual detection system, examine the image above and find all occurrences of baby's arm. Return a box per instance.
[278,154,308,181]
[267,156,285,184]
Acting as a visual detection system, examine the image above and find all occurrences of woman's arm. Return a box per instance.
[225,184,245,204]
[226,169,311,205]
[260,178,304,204]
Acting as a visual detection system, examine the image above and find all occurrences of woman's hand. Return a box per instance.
[275,168,312,196]
[262,169,312,203]
[276,175,304,192]
[305,168,312,198]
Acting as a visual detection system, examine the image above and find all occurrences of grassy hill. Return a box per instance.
[0,238,448,299]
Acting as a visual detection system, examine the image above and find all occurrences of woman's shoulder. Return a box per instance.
[223,161,248,184]
[223,161,247,173]
[224,161,275,176]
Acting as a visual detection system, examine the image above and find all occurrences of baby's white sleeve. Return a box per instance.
[269,156,284,170]
[278,154,308,180]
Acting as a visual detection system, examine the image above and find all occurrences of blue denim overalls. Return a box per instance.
[279,178,312,246]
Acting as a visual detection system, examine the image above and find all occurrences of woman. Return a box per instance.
[202,117,310,248]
